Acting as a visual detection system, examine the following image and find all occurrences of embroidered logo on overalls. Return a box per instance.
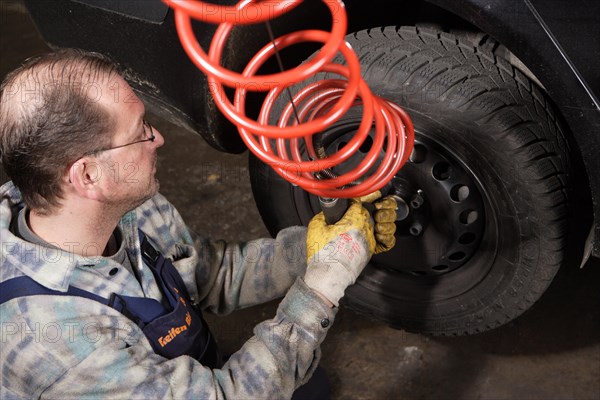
[155,289,192,348]
[158,322,188,348]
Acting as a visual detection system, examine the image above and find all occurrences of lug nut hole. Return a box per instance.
[450,184,470,202]
[449,251,466,261]
[432,161,452,181]
[359,135,374,153]
[459,210,478,225]
[458,232,477,244]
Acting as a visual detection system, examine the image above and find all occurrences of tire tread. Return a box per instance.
[342,26,570,336]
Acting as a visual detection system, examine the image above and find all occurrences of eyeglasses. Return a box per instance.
[82,119,156,157]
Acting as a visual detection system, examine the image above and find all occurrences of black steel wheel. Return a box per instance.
[249,26,570,335]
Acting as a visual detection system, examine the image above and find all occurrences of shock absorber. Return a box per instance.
[163,0,415,216]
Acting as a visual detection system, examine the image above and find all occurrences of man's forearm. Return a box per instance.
[198,226,309,314]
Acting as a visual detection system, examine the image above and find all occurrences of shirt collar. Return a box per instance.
[0,181,138,292]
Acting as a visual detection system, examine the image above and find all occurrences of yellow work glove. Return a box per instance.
[304,200,375,306]
[357,191,398,254]
[372,195,397,253]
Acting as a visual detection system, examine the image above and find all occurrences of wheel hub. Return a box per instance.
[323,128,486,277]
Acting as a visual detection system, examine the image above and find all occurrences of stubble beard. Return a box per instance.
[116,153,160,214]
[109,175,159,217]
[131,175,160,211]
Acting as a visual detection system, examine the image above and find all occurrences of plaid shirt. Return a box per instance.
[0,181,336,399]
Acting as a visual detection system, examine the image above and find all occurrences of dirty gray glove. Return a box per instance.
[303,200,375,307]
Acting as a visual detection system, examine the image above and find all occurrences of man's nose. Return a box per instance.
[152,127,165,148]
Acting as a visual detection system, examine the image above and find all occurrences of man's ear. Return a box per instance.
[67,158,106,200]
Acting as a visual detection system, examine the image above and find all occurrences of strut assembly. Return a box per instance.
[164,0,415,199]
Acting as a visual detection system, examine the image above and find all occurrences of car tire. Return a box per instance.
[249,26,570,335]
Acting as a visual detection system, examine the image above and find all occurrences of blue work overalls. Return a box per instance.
[0,230,221,368]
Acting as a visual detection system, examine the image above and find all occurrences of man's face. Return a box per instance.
[94,75,164,211]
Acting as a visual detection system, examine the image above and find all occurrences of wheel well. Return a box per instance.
[345,0,474,34]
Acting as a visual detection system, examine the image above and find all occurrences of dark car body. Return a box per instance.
[24,0,599,259]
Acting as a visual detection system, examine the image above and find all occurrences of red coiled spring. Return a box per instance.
[164,0,415,198]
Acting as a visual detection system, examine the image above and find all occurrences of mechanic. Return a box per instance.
[0,49,398,399]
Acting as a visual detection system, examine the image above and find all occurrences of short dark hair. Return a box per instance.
[0,48,120,213]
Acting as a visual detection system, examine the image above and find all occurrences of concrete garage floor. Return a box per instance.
[1,1,599,399]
